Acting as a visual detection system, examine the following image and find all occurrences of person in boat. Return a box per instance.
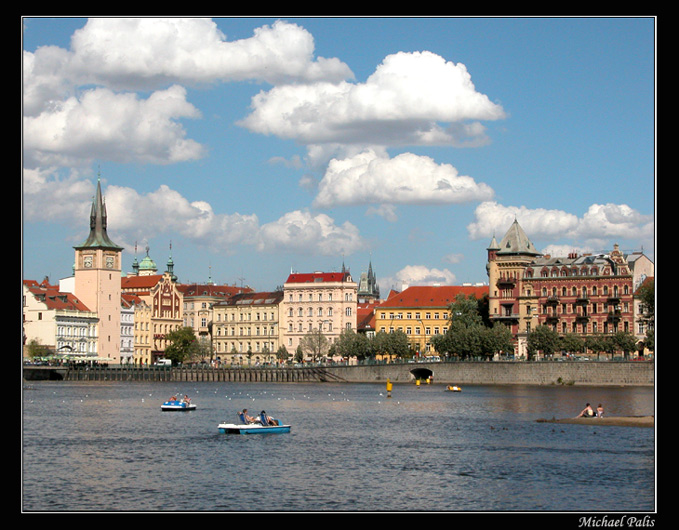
[260,411,277,426]
[577,403,596,418]
[596,404,604,417]
[241,409,257,424]
[182,394,190,404]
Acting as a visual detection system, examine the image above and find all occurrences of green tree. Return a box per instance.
[333,328,369,361]
[559,333,585,357]
[611,331,637,359]
[481,322,515,358]
[164,326,198,365]
[527,325,560,359]
[276,345,290,364]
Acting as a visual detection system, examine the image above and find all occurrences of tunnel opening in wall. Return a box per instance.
[409,368,433,381]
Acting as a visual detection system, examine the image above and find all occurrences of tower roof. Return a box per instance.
[496,219,541,256]
[74,178,123,251]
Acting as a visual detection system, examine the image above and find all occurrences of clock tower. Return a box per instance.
[74,177,124,362]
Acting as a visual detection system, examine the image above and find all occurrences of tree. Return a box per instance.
[164,326,198,365]
[481,322,515,358]
[448,294,484,328]
[276,345,290,364]
[299,328,329,362]
[559,333,585,357]
[527,325,559,359]
[333,328,369,361]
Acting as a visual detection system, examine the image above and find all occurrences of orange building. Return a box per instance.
[375,284,488,356]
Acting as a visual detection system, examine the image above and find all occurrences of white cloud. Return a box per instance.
[239,50,506,148]
[23,85,205,168]
[25,19,352,98]
[467,200,654,245]
[383,265,458,291]
[256,210,366,256]
[23,173,365,258]
[23,18,353,168]
[313,149,494,210]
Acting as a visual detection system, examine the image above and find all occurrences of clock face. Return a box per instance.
[106,256,115,268]
[84,256,93,268]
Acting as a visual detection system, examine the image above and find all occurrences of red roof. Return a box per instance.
[24,281,91,312]
[357,301,378,331]
[120,274,163,293]
[377,285,488,309]
[285,272,351,284]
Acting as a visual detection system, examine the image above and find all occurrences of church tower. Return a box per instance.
[74,177,123,362]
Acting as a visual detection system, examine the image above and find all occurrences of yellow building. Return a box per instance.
[212,291,284,365]
[375,285,488,356]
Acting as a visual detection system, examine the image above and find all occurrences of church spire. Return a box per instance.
[74,175,123,251]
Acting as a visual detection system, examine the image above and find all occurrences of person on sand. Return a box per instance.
[596,404,604,417]
[577,403,596,418]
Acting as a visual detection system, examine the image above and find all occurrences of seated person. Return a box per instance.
[241,409,257,424]
[260,411,277,426]
[577,403,596,418]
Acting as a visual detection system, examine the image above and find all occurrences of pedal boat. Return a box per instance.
[218,422,291,434]
[161,399,196,411]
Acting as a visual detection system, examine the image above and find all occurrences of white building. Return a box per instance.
[23,279,98,357]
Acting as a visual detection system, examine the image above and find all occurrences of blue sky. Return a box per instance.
[22,17,655,293]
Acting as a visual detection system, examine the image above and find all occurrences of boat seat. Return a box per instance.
[238,412,247,424]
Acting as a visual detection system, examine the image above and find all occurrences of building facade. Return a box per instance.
[375,285,488,356]
[23,279,99,357]
[212,291,284,364]
[280,269,358,355]
[486,220,650,358]
[179,282,252,342]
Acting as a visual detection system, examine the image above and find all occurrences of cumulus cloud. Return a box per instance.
[313,149,494,210]
[238,50,506,148]
[256,210,366,256]
[24,19,352,103]
[383,265,457,290]
[24,85,205,168]
[467,200,654,245]
[23,18,353,168]
[23,172,364,257]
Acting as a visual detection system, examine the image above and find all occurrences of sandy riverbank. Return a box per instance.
[537,416,654,428]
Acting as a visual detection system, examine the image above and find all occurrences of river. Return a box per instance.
[22,380,655,513]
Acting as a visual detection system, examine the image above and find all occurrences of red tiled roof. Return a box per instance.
[24,282,91,312]
[357,301,378,331]
[120,274,163,292]
[285,272,351,284]
[377,285,488,309]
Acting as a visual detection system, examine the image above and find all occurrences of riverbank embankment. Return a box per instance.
[24,359,654,386]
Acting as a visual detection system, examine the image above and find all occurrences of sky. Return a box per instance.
[22,17,656,294]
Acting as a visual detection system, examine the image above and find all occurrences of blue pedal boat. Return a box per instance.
[161,399,196,411]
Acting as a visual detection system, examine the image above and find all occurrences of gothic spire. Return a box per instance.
[74,176,123,251]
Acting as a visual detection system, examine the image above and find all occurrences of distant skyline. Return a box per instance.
[22,17,655,293]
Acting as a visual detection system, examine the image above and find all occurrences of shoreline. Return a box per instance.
[536,415,654,428]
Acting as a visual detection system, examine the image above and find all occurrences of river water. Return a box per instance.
[22,380,655,513]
